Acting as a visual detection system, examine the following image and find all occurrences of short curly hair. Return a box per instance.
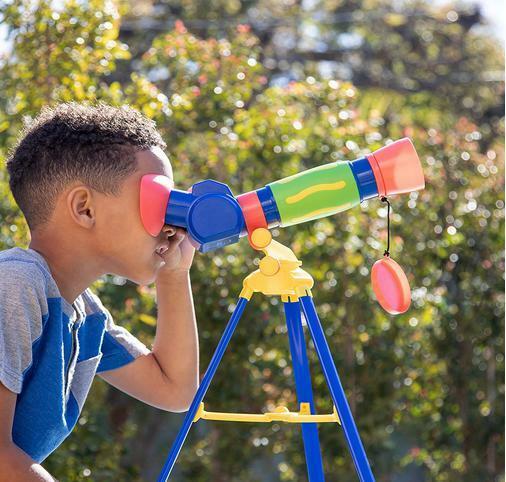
[6,101,167,232]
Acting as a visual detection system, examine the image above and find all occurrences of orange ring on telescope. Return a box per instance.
[237,191,268,249]
[366,153,387,197]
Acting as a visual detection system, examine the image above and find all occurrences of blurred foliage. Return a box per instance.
[0,0,504,481]
[116,0,504,132]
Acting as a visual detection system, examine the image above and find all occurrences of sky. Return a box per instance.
[458,0,505,43]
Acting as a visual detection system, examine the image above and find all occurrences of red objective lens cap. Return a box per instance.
[371,256,411,315]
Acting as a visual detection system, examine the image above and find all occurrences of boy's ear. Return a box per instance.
[66,186,96,228]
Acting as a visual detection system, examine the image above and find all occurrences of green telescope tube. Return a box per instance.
[267,162,360,227]
[140,138,426,252]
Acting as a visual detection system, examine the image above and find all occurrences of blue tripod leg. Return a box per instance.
[299,296,375,482]
[284,300,325,482]
[157,297,249,482]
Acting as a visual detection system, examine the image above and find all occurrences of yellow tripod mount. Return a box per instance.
[194,227,340,425]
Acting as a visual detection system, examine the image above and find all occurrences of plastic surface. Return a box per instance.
[186,180,244,252]
[283,301,326,480]
[141,138,425,253]
[267,161,360,227]
[256,186,281,226]
[157,243,375,482]
[164,189,193,228]
[300,296,375,481]
[371,256,411,314]
[349,157,379,201]
[367,137,425,197]
[157,298,249,482]
[139,174,172,236]
[236,190,268,240]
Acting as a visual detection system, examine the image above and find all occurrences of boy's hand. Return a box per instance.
[155,225,195,277]
[102,232,199,414]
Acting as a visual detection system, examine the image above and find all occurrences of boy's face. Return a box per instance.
[94,146,179,285]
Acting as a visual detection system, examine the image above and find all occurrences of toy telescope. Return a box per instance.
[152,138,426,482]
[140,137,425,252]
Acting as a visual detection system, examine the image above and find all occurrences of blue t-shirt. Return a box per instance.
[0,247,150,462]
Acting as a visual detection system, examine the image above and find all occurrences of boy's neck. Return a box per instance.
[29,232,103,308]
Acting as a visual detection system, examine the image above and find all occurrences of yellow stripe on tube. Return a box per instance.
[267,161,361,227]
[286,181,346,204]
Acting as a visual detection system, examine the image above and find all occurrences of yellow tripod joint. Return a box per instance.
[193,402,340,425]
[239,228,314,300]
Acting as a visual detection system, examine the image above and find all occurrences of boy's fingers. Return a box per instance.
[158,227,187,257]
[164,231,186,255]
[172,230,187,243]
[162,225,186,238]
[162,225,176,236]
[162,225,187,236]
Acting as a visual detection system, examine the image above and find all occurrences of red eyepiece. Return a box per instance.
[140,174,172,236]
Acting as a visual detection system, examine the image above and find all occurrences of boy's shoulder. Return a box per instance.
[0,247,104,318]
[0,247,49,296]
[0,248,51,377]
[0,247,56,302]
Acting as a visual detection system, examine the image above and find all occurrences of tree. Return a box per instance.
[0,1,503,480]
[116,0,504,132]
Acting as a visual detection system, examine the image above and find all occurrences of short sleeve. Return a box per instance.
[83,289,150,373]
[0,261,46,394]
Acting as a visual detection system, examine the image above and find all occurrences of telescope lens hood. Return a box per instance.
[367,137,425,197]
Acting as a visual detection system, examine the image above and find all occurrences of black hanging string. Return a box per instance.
[381,197,390,257]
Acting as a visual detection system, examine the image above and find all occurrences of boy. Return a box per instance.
[0,102,199,481]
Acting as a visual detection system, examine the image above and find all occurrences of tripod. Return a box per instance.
[157,228,375,482]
